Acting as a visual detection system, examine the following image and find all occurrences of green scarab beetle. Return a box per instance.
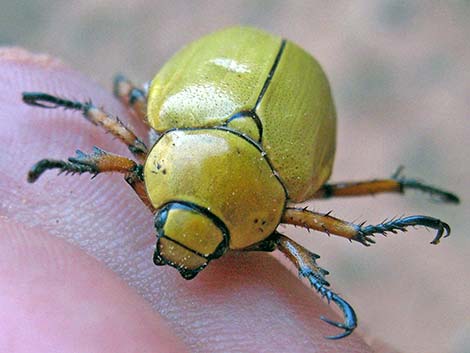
[23,26,459,339]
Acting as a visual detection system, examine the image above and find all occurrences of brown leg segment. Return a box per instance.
[125,167,155,212]
[282,207,451,246]
[27,147,153,211]
[276,233,357,339]
[113,74,148,124]
[312,167,459,204]
[22,92,148,162]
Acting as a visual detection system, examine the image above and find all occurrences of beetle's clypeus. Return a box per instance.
[23,26,459,339]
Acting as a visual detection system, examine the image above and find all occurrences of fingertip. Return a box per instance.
[167,251,374,352]
[0,219,189,353]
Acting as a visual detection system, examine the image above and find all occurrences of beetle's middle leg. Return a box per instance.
[22,92,147,163]
[312,167,459,204]
[275,233,357,339]
[28,147,154,211]
[282,207,450,246]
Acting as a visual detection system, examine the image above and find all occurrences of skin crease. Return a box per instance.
[0,48,373,353]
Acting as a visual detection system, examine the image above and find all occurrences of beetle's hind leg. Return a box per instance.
[275,233,357,339]
[28,147,154,211]
[312,166,459,204]
[282,207,450,245]
[113,74,148,124]
[22,92,148,163]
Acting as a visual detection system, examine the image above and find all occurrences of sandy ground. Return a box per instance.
[1,1,468,352]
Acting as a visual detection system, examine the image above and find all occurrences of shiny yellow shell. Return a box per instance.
[144,128,287,277]
[147,26,336,202]
[144,26,337,277]
[145,128,286,249]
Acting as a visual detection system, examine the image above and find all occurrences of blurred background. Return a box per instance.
[1,1,468,352]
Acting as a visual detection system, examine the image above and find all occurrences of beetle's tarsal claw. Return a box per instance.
[22,92,84,111]
[300,269,357,339]
[321,293,357,339]
[299,267,356,339]
[392,168,460,204]
[22,92,57,108]
[358,215,451,245]
[27,156,99,183]
[27,160,69,183]
[276,234,355,337]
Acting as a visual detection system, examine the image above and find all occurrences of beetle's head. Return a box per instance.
[153,202,229,279]
[144,128,287,279]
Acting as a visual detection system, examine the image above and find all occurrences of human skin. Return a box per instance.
[0,48,373,352]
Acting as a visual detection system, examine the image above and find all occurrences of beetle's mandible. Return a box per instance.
[23,27,459,339]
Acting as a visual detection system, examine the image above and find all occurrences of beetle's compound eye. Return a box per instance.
[153,202,229,279]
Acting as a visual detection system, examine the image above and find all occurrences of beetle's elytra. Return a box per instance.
[23,26,459,339]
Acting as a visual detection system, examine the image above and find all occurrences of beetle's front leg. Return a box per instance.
[312,167,459,204]
[22,92,148,162]
[28,147,154,211]
[282,207,451,246]
[275,233,357,339]
[113,74,148,124]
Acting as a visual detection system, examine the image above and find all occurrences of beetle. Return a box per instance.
[22,26,459,339]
